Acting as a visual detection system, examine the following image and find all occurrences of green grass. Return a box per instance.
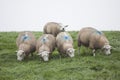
[0,31,120,80]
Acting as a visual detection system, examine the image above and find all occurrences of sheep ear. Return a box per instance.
[15,50,18,53]
[64,25,68,27]
[21,50,24,53]
[103,45,106,49]
[47,51,50,54]
[37,53,41,55]
[73,49,76,51]
[110,45,112,48]
[108,45,112,50]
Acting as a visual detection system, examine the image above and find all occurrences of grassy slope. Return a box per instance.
[0,31,120,80]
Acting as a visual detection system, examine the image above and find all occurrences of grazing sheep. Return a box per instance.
[36,34,56,61]
[78,27,111,56]
[16,31,36,61]
[43,22,68,37]
[56,32,75,57]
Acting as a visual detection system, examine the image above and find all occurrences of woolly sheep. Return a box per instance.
[36,34,56,61]
[16,31,36,61]
[56,32,75,57]
[43,22,68,37]
[78,27,111,56]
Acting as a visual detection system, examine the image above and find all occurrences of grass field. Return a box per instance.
[0,31,120,80]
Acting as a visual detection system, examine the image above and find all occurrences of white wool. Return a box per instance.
[41,35,49,44]
[64,32,68,36]
[25,32,28,36]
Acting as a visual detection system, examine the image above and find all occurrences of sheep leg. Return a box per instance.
[89,43,95,56]
[92,49,96,56]
[78,47,80,55]
[31,53,33,57]
[78,41,81,55]
[59,53,62,63]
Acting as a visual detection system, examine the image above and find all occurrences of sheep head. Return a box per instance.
[16,50,25,61]
[103,44,112,55]
[66,48,75,57]
[59,23,68,31]
[38,51,50,61]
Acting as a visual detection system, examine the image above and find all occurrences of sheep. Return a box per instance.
[43,22,68,37]
[56,32,75,57]
[16,31,36,61]
[36,34,56,61]
[78,27,111,56]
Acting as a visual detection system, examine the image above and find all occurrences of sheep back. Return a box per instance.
[43,22,62,37]
[16,31,36,53]
[78,27,109,49]
[56,32,73,53]
[36,34,56,53]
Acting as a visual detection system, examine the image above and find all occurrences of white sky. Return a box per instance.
[0,0,120,31]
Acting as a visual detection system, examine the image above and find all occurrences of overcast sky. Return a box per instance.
[0,0,120,31]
